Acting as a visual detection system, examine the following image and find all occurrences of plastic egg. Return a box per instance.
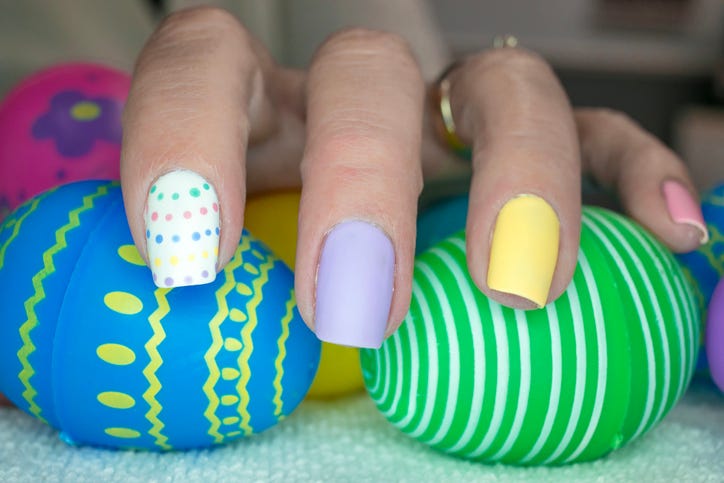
[0,62,129,219]
[244,190,365,399]
[0,180,320,450]
[706,278,724,391]
[362,206,699,465]
[676,183,724,371]
[675,182,724,316]
[416,194,468,255]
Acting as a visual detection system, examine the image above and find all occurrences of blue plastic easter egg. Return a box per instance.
[416,195,468,255]
[0,180,320,450]
[676,183,724,370]
[676,184,724,312]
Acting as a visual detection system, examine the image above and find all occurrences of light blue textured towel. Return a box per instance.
[1,379,722,482]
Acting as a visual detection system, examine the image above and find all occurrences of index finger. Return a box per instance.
[120,7,275,287]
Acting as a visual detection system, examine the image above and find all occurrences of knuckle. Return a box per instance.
[302,130,409,182]
[588,107,636,129]
[465,47,552,80]
[135,6,258,89]
[324,27,410,54]
[158,6,242,36]
[145,6,250,65]
[315,28,418,72]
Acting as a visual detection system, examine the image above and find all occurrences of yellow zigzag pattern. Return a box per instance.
[236,255,274,435]
[701,224,724,273]
[707,193,724,205]
[272,289,295,418]
[0,188,56,270]
[203,237,248,444]
[143,287,171,450]
[18,183,110,421]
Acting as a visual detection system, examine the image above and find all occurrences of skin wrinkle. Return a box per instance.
[573,108,703,252]
[115,5,705,333]
[445,47,581,308]
[294,27,423,330]
[311,28,420,69]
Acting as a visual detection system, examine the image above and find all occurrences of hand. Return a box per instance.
[121,7,706,350]
[425,46,708,311]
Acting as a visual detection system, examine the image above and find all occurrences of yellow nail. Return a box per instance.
[487,194,559,308]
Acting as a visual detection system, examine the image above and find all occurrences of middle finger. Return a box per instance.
[443,47,581,309]
[295,28,425,349]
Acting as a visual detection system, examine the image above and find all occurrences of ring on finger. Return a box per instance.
[431,34,519,162]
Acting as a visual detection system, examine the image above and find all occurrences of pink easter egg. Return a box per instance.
[0,62,130,218]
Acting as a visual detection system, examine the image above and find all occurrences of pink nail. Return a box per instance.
[662,180,709,244]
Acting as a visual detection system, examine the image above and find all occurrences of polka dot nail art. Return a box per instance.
[145,170,220,288]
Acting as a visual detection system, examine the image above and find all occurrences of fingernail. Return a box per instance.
[144,169,220,288]
[314,220,395,349]
[487,194,559,308]
[662,180,709,244]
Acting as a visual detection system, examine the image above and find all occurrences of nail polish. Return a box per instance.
[314,220,395,349]
[487,194,559,308]
[144,169,220,288]
[662,180,709,244]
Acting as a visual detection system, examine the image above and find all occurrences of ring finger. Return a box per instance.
[441,47,581,309]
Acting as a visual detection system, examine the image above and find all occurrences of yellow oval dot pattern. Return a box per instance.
[117,245,146,266]
[104,291,143,315]
[229,308,247,322]
[223,416,240,425]
[97,392,136,409]
[104,427,141,439]
[243,263,259,275]
[92,246,171,450]
[222,368,240,380]
[71,101,101,121]
[224,337,242,351]
[96,343,136,365]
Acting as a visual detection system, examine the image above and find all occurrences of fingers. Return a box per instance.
[121,7,276,287]
[444,48,581,309]
[576,108,708,251]
[295,29,425,348]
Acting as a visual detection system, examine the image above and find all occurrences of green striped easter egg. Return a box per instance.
[361,206,699,465]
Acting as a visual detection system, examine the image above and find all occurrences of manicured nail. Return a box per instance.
[314,220,395,349]
[487,194,559,308]
[662,180,709,244]
[145,169,220,288]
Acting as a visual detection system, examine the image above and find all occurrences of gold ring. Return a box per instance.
[432,34,519,161]
[492,34,519,49]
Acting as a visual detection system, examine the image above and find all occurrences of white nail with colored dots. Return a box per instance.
[144,169,220,288]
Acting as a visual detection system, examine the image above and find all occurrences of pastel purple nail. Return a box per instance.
[314,220,395,349]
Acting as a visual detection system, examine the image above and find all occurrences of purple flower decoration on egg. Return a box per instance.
[31,90,122,157]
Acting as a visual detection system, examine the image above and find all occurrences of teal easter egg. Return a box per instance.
[362,207,699,465]
[0,180,320,450]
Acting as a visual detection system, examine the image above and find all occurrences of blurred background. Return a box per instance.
[1,0,722,191]
[285,0,724,193]
[431,0,724,193]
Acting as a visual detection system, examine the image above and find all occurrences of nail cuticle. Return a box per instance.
[487,193,560,308]
[313,219,395,349]
[662,180,709,245]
